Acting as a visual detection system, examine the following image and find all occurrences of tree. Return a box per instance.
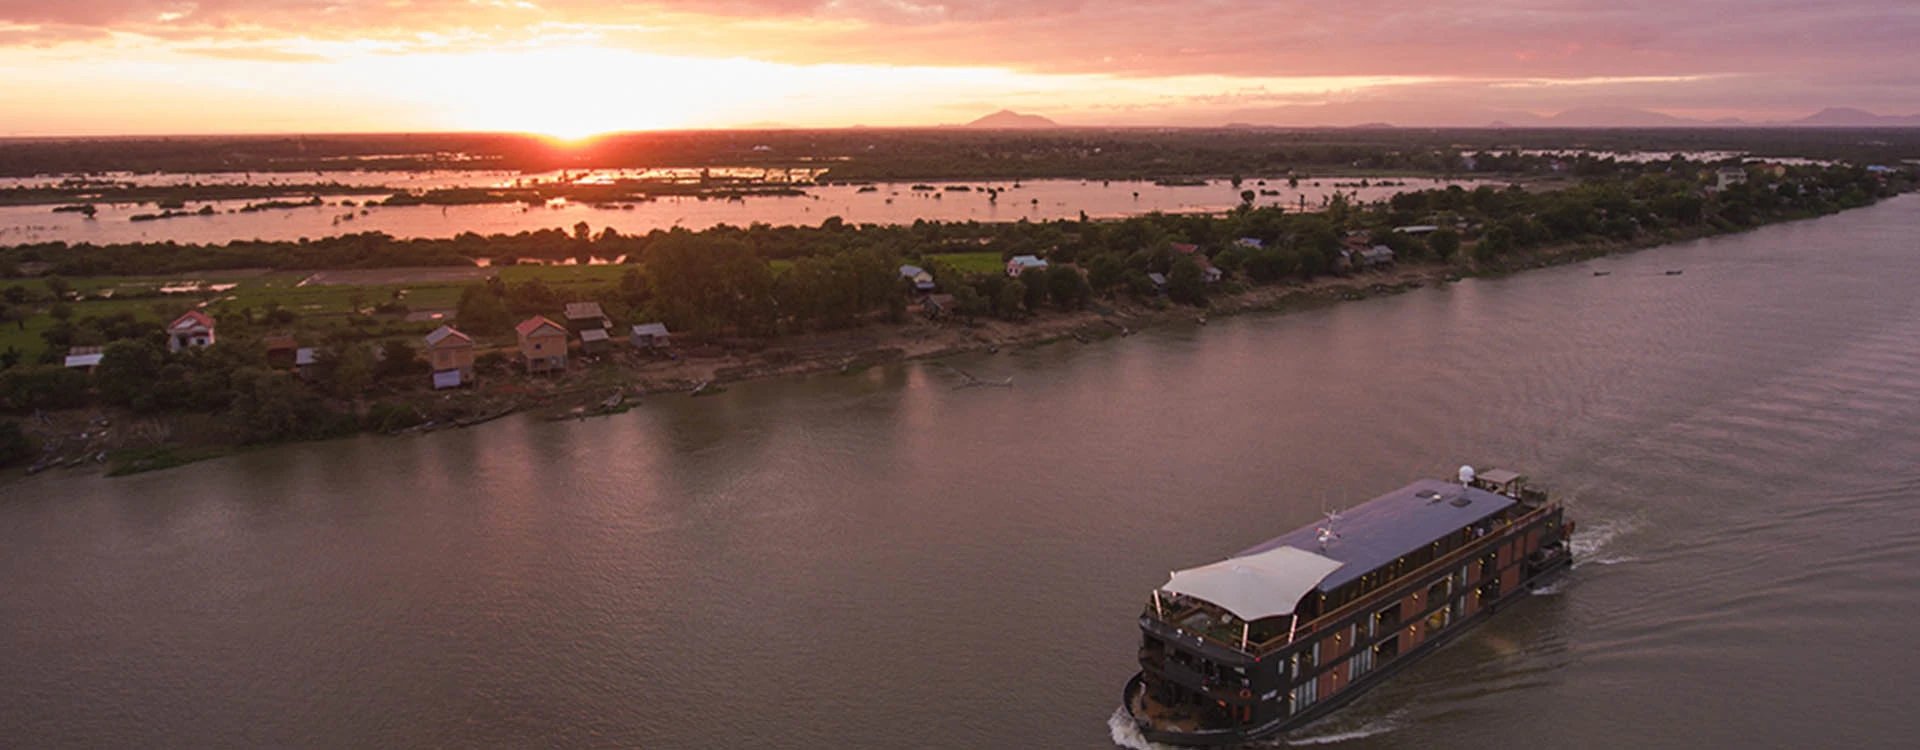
[377,340,421,380]
[1018,267,1049,312]
[2,285,26,305]
[95,340,167,409]
[326,344,376,399]
[1476,226,1514,262]
[949,284,988,321]
[643,232,775,334]
[995,280,1027,319]
[455,284,511,336]
[1086,254,1126,294]
[1046,265,1091,309]
[43,276,72,299]
[1167,255,1207,305]
[1428,229,1461,261]
[49,302,73,322]
[0,419,33,466]
[0,365,90,410]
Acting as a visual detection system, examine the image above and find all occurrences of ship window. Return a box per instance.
[1373,635,1399,661]
[1292,679,1317,712]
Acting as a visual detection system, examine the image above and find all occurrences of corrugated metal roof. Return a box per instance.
[431,369,463,389]
[630,322,670,337]
[1237,479,1516,593]
[294,347,318,366]
[563,301,605,320]
[580,328,609,342]
[424,325,470,347]
[515,316,564,337]
[64,353,103,368]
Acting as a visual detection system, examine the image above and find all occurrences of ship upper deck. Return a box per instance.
[1238,479,1515,593]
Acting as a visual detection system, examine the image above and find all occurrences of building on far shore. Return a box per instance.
[516,316,569,374]
[166,311,216,353]
[424,325,475,389]
[630,322,672,350]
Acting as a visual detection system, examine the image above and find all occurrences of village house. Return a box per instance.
[294,347,318,380]
[1005,255,1048,277]
[630,322,672,350]
[1192,254,1224,284]
[263,335,298,370]
[898,264,937,293]
[1234,237,1265,250]
[166,310,216,353]
[1146,272,1169,293]
[563,301,610,333]
[423,325,475,389]
[1170,242,1201,256]
[1359,244,1397,268]
[516,316,569,374]
[63,345,103,371]
[1712,166,1748,192]
[580,327,611,355]
[919,293,956,319]
[1393,225,1440,235]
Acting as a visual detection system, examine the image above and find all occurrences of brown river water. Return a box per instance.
[4,195,1920,748]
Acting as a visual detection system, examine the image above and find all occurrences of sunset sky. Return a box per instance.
[2,1,1916,136]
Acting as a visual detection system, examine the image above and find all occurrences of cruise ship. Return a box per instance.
[1122,467,1574,745]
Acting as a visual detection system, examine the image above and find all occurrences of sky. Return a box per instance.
[1,1,1916,136]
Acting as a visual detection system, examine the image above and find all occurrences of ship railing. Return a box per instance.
[1250,502,1557,657]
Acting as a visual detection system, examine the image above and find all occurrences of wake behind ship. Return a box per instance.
[1123,467,1573,746]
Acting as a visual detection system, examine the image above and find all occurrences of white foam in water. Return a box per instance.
[1569,516,1640,570]
[1283,716,1402,746]
[1109,705,1402,749]
[1107,707,1177,750]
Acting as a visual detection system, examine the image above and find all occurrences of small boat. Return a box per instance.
[1664,270,1684,276]
[1122,466,1574,746]
[1593,271,1612,276]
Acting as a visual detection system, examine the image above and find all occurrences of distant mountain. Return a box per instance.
[1546,106,1691,127]
[1792,107,1920,127]
[965,110,1059,129]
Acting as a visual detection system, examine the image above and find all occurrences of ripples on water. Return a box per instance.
[2,196,1918,748]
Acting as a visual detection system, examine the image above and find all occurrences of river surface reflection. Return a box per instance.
[3,196,1919,748]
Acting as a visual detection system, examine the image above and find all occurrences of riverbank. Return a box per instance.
[13,196,1889,479]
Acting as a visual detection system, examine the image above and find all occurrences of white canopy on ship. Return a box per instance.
[1161,546,1345,621]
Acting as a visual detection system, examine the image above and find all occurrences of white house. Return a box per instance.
[899,264,936,292]
[166,311,216,353]
[1006,255,1048,277]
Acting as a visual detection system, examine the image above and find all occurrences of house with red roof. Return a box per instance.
[516,316,569,374]
[166,310,216,353]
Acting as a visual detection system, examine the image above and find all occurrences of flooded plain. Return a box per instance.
[0,174,1480,246]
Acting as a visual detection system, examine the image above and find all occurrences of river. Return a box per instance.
[4,195,1919,749]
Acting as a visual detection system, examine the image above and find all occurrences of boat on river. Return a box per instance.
[1122,467,1574,746]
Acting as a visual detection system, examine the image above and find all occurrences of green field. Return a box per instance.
[924,251,1004,274]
